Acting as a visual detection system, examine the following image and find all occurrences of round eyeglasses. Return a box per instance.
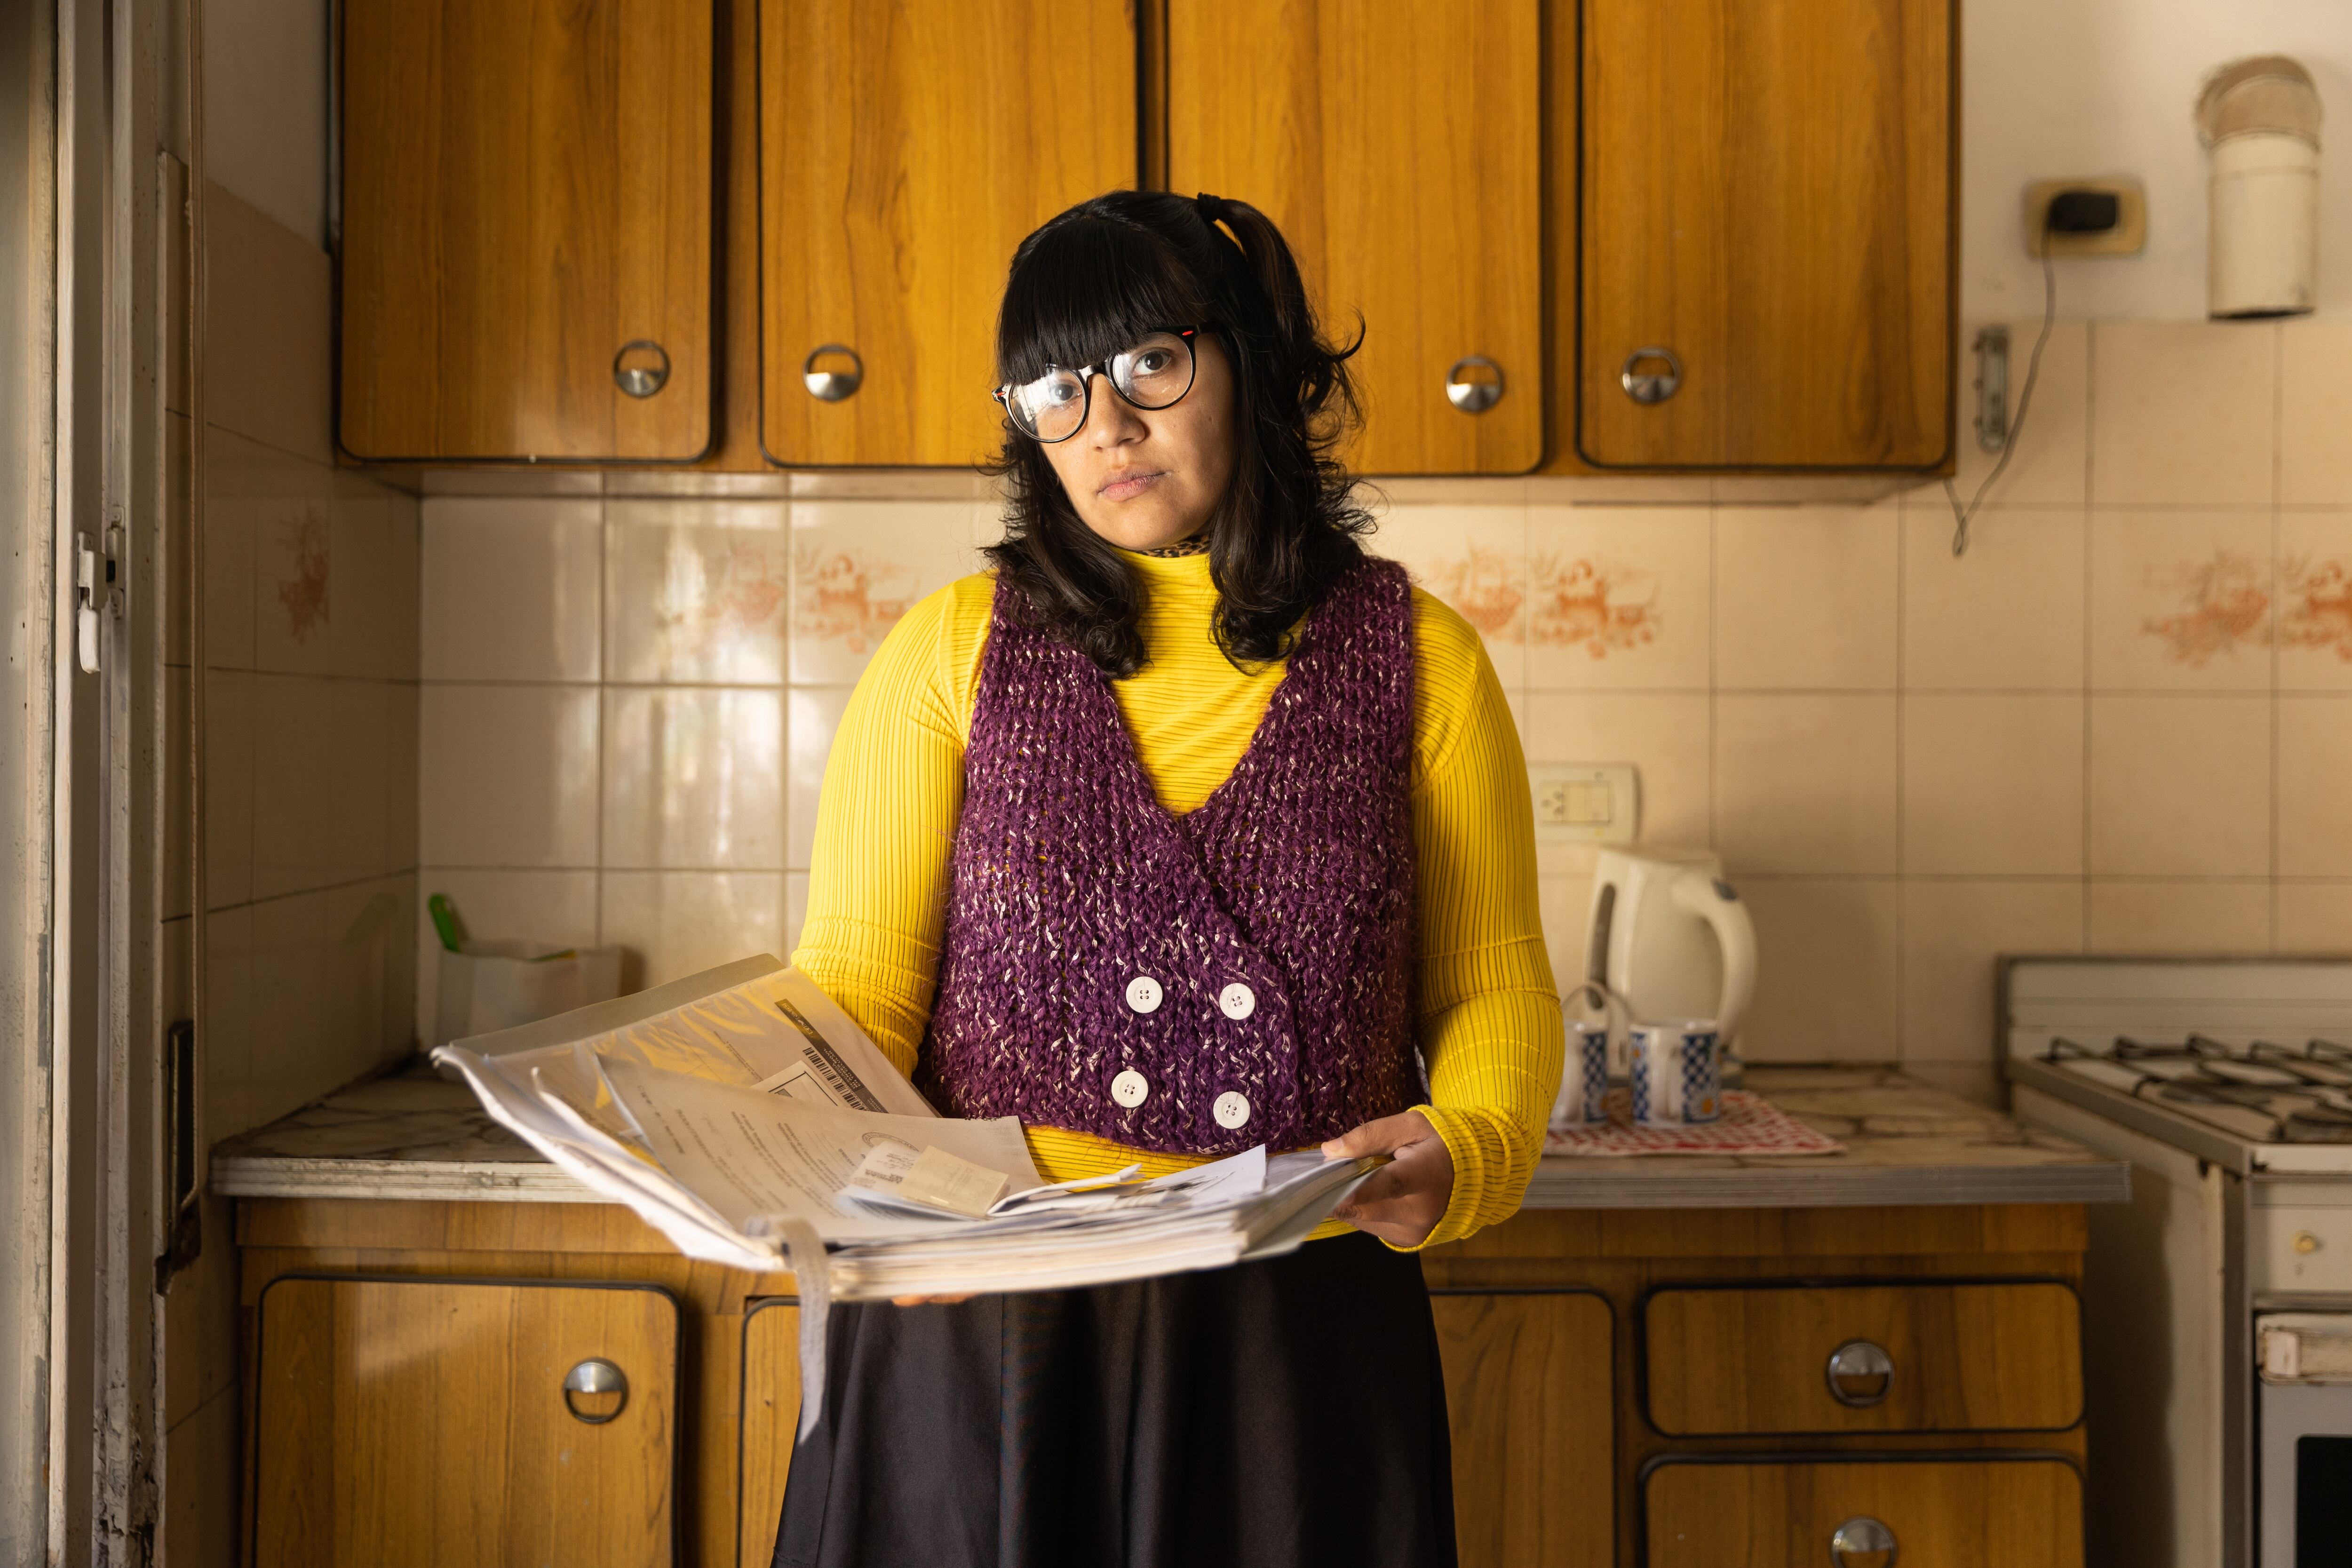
[993,327,1205,444]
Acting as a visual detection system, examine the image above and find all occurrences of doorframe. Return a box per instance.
[47,0,182,1557]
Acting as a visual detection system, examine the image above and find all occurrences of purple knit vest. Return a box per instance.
[917,558,1422,1156]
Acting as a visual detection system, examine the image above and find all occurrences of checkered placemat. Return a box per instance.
[1544,1089,1845,1157]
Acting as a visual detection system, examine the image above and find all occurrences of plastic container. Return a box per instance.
[2198,56,2323,319]
[432,941,624,1050]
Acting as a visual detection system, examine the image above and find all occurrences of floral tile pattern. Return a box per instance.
[793,543,921,658]
[2141,549,2272,666]
[1526,552,1659,659]
[2282,554,2352,662]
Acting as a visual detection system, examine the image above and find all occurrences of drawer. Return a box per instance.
[1644,1281,2081,1435]
[1645,1457,2083,1568]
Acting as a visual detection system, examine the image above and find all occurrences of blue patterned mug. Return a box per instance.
[1629,1020,1722,1127]
[1549,1021,1612,1128]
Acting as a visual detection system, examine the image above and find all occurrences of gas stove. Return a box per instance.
[2002,956,2352,1568]
[2006,957,2352,1174]
[2037,1034,2352,1147]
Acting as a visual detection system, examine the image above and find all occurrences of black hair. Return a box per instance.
[981,190,1370,677]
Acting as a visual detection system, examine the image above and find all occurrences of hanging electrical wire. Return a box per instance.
[1944,239,2058,557]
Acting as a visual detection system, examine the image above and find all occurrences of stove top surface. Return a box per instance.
[2039,1034,2352,1145]
[2003,956,2352,1168]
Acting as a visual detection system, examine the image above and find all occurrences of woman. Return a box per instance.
[780,189,1560,1568]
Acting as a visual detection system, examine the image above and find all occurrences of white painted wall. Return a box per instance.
[203,0,326,250]
[1964,0,2350,319]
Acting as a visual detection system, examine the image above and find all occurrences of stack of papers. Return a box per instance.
[430,956,1382,1433]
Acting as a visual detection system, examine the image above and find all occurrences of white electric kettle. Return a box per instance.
[1584,846,1757,1049]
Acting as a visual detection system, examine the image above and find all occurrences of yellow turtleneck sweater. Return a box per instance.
[791,550,1561,1249]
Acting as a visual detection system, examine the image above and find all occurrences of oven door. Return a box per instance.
[2257,1313,2352,1568]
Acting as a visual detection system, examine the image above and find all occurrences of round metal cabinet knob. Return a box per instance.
[1444,355,1505,414]
[562,1358,629,1425]
[612,340,670,398]
[1825,1339,1894,1407]
[803,344,864,402]
[1619,345,1683,404]
[1828,1515,1897,1568]
[2294,1231,2321,1255]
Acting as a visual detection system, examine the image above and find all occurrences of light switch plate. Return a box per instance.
[1528,764,1638,844]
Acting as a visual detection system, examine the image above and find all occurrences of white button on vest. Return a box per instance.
[1218,983,1256,1020]
[1125,976,1163,1014]
[1110,1070,1150,1108]
[1213,1091,1252,1130]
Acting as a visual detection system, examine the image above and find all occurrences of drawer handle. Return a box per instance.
[613,340,670,398]
[1829,1515,1897,1568]
[1620,345,1682,404]
[562,1358,629,1425]
[1825,1339,1894,1407]
[1444,355,1505,414]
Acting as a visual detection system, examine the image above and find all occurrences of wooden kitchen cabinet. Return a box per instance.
[1573,0,1955,470]
[251,1275,680,1567]
[1167,0,1544,476]
[236,1196,2088,1568]
[337,0,715,462]
[757,0,1137,469]
[1645,1281,2083,1436]
[737,1298,802,1568]
[1643,1456,2083,1568]
[1435,1290,1615,1568]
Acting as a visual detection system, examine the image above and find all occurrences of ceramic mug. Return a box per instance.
[1629,1020,1722,1127]
[1550,1021,1611,1127]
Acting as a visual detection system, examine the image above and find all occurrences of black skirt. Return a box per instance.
[773,1231,1458,1568]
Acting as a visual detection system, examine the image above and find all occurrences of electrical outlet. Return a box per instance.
[1528,764,1637,844]
[2023,176,2147,257]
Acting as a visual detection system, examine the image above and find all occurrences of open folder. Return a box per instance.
[431,955,1383,1435]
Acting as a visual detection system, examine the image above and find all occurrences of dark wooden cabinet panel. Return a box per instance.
[253,1275,680,1567]
[1434,1290,1615,1568]
[1645,1457,2083,1568]
[338,0,715,462]
[1168,0,1543,476]
[1645,1281,2083,1435]
[758,0,1136,468]
[1578,0,1954,470]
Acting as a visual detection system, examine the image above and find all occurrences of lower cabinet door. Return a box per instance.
[1644,1457,2083,1568]
[737,1298,803,1568]
[253,1275,680,1568]
[1433,1289,1615,1568]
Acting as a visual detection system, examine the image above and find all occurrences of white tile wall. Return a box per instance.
[409,318,2352,1106]
[193,189,421,1143]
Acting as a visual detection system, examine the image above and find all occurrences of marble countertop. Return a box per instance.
[210,1060,2128,1210]
[1523,1066,2128,1208]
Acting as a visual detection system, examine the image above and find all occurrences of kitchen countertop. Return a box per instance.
[210,1060,2129,1210]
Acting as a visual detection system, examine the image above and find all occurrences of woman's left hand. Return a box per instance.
[1320,1111,1455,1248]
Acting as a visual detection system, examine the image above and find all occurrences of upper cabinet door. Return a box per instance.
[759,0,1137,469]
[1580,0,1954,470]
[1168,0,1543,477]
[338,0,715,462]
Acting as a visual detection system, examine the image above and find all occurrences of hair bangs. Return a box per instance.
[995,215,1214,385]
